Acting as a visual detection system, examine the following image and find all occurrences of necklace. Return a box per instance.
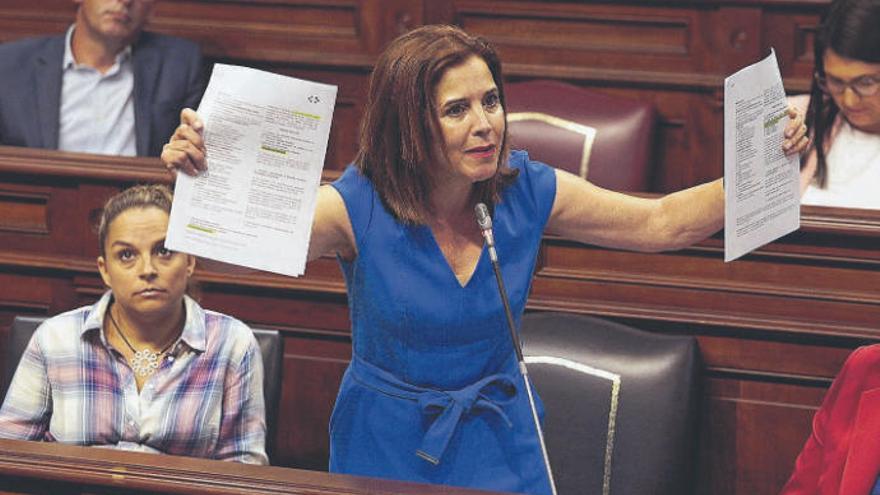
[107,306,178,377]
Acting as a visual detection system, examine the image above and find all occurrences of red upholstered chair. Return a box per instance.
[504,79,658,192]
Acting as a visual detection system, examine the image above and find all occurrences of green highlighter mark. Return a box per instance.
[187,224,215,234]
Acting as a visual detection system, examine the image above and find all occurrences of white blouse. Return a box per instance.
[802,121,880,209]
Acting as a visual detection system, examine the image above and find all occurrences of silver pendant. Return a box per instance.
[130,349,161,377]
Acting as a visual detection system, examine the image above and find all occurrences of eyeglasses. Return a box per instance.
[815,71,880,98]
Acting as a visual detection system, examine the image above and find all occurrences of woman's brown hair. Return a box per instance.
[355,24,517,224]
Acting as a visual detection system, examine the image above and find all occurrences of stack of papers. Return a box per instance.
[723,49,800,262]
[167,64,338,277]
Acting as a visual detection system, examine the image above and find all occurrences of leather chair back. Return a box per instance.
[521,312,700,495]
[251,328,283,463]
[2,316,43,404]
[505,79,657,192]
[2,316,284,464]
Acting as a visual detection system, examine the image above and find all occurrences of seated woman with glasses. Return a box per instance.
[0,184,268,465]
[794,0,880,209]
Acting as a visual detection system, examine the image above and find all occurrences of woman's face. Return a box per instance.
[822,48,880,133]
[97,206,194,319]
[433,55,505,186]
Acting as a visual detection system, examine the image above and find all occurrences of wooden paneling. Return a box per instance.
[698,378,826,494]
[463,6,692,56]
[0,190,48,235]
[532,234,880,338]
[762,8,823,79]
[277,333,350,469]
[0,0,419,65]
[0,1,73,43]
[457,2,709,74]
[698,335,851,379]
[0,0,831,192]
[153,2,371,68]
[1,147,877,495]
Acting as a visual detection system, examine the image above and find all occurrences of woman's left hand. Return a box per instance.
[783,106,810,155]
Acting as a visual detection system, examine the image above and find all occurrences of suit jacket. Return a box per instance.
[781,345,880,495]
[0,31,204,157]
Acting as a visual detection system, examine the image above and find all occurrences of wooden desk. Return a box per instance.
[0,438,501,494]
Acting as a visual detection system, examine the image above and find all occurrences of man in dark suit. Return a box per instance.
[0,0,204,157]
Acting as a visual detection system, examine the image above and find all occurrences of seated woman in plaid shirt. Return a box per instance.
[0,184,267,464]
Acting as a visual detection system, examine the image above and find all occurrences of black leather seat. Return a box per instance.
[2,316,283,463]
[521,311,700,495]
[251,327,283,463]
[1,316,43,403]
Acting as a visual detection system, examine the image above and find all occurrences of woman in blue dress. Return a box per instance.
[163,24,809,495]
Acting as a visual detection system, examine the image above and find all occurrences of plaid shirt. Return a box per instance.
[0,291,267,465]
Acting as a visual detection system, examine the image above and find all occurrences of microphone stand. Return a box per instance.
[474,203,558,495]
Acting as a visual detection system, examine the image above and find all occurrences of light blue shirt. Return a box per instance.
[58,25,137,156]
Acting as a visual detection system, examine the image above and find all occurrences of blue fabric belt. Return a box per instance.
[349,355,518,465]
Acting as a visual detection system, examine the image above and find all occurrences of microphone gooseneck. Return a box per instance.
[474,203,520,361]
[473,202,558,495]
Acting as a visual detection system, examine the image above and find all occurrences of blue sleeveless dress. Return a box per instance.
[329,151,557,495]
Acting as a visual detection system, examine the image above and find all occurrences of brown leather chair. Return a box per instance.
[521,311,700,495]
[505,79,657,192]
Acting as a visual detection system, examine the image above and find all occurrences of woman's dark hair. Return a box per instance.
[97,184,173,256]
[355,24,517,224]
[806,0,880,187]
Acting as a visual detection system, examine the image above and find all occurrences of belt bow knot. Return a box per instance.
[415,373,517,465]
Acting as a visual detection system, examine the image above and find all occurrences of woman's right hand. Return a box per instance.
[161,108,206,177]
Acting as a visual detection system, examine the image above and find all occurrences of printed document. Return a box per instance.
[167,64,337,276]
[724,49,800,262]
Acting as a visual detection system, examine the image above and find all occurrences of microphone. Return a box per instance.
[474,203,497,262]
[473,202,558,495]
